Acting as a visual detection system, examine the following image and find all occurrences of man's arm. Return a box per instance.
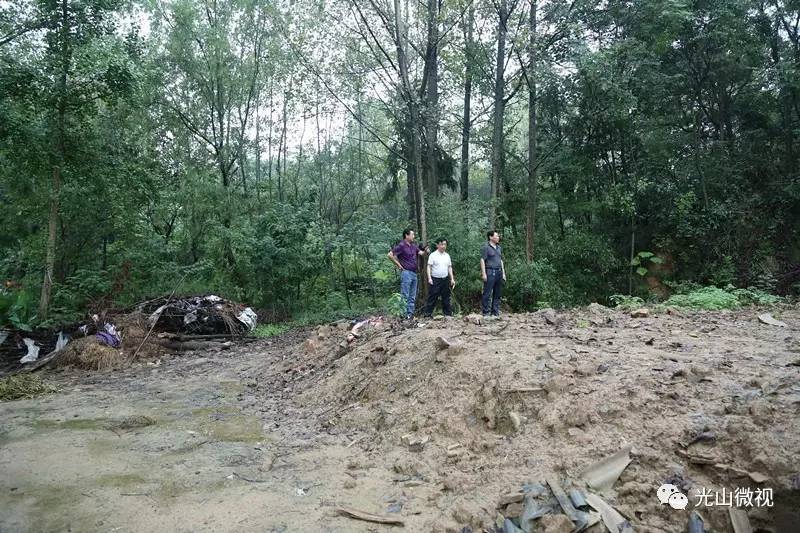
[387,250,403,270]
[427,261,433,284]
[449,264,455,287]
[501,259,506,281]
[480,257,487,282]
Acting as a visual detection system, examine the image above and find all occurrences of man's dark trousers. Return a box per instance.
[424,277,452,316]
[481,268,503,315]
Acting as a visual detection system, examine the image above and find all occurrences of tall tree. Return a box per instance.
[525,0,538,262]
[459,3,474,202]
[489,0,509,228]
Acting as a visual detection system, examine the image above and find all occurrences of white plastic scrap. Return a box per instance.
[237,307,258,330]
[147,304,168,328]
[104,323,118,336]
[183,310,198,325]
[205,295,223,303]
[0,330,8,345]
[55,331,69,351]
[20,338,41,363]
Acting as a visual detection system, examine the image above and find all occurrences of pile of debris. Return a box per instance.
[138,294,257,337]
[494,446,635,533]
[0,294,258,375]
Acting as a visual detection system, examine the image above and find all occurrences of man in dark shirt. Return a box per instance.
[388,228,429,319]
[480,230,506,317]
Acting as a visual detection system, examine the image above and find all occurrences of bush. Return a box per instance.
[663,285,781,310]
[609,294,646,310]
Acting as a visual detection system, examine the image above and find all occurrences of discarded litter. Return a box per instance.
[581,445,633,493]
[757,313,787,328]
[335,506,404,526]
[141,295,257,336]
[19,338,40,363]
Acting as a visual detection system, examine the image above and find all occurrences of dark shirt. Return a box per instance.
[392,240,419,272]
[481,243,503,269]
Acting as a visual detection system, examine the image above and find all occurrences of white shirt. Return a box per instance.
[428,250,452,278]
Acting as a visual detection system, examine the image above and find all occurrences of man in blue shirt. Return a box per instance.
[480,230,506,317]
[388,228,429,319]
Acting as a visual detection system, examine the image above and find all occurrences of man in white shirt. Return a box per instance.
[423,238,456,317]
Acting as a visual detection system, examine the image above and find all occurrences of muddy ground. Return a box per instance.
[1,306,799,532]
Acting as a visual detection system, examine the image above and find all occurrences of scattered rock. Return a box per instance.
[464,314,483,325]
[508,411,522,432]
[574,363,595,377]
[401,433,429,452]
[631,308,650,318]
[303,338,318,353]
[497,491,525,507]
[371,350,388,366]
[541,308,558,325]
[543,376,568,395]
[587,303,609,315]
[504,501,524,519]
[343,479,357,489]
[538,513,574,533]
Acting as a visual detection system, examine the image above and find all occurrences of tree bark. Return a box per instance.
[525,0,538,263]
[459,4,474,203]
[40,0,70,320]
[489,0,507,229]
[423,0,439,197]
[394,0,427,242]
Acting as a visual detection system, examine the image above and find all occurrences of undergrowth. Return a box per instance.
[251,324,291,338]
[613,285,782,312]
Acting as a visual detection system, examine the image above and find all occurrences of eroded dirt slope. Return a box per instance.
[1,306,798,532]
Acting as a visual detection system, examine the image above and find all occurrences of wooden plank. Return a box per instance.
[336,506,404,526]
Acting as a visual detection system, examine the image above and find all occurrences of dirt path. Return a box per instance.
[1,307,799,532]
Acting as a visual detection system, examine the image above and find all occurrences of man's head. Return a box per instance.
[487,230,500,244]
[435,238,447,252]
[403,228,415,242]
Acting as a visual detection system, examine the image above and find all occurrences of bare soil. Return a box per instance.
[1,306,799,532]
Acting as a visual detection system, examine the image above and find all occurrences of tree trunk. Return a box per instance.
[423,0,439,197]
[40,0,70,320]
[489,0,507,229]
[267,78,273,201]
[394,0,427,243]
[525,0,538,263]
[459,4,473,203]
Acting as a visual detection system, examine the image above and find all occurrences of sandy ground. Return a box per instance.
[1,306,799,532]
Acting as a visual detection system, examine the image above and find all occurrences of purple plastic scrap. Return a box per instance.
[96,331,121,348]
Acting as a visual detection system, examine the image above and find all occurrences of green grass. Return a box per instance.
[251,323,290,338]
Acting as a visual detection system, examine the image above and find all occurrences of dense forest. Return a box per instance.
[1,0,799,326]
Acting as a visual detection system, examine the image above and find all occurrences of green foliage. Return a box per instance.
[664,286,740,310]
[0,289,37,331]
[631,251,663,277]
[729,287,781,307]
[252,323,290,338]
[386,293,406,317]
[0,375,58,402]
[663,285,781,310]
[609,294,646,311]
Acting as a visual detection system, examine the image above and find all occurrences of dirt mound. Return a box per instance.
[275,307,800,532]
